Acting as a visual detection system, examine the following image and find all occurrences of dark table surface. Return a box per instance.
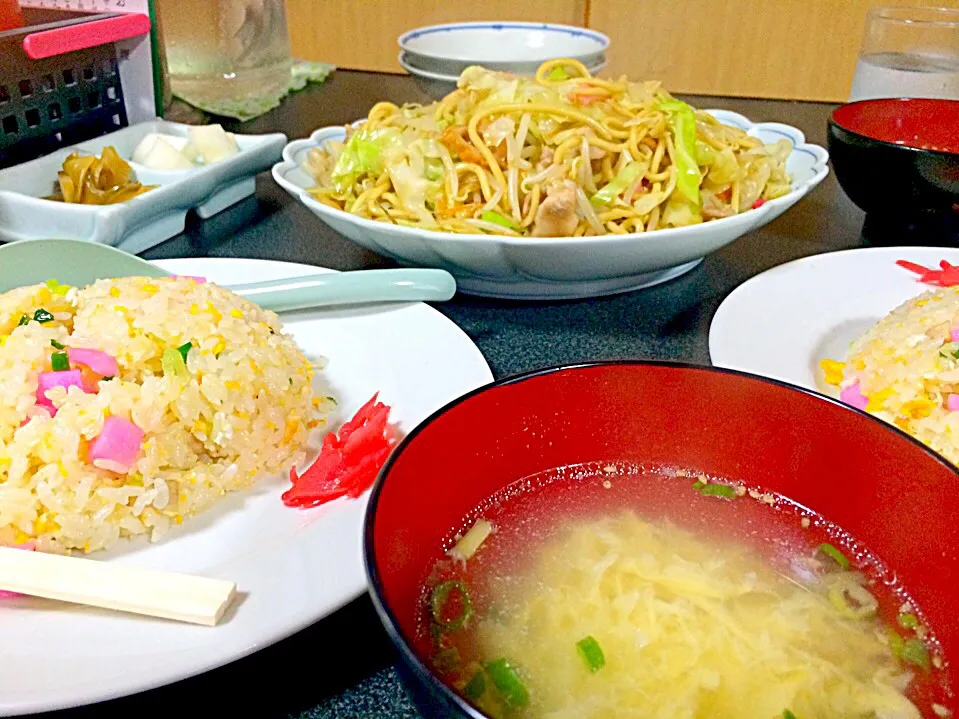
[39,70,867,719]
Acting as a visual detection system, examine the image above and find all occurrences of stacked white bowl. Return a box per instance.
[398,21,610,98]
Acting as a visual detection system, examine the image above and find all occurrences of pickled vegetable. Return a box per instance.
[50,146,156,205]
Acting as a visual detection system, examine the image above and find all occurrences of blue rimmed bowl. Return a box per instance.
[398,22,609,77]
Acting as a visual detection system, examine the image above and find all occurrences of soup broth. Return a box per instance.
[419,463,953,719]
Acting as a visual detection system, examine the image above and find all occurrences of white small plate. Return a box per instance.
[0,257,492,717]
[709,247,959,393]
[0,121,286,254]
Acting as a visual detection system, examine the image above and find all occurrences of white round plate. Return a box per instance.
[0,258,492,716]
[709,247,959,393]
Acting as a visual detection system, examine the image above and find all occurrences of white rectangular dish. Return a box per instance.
[0,121,286,253]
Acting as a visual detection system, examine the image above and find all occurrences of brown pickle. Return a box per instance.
[50,147,156,205]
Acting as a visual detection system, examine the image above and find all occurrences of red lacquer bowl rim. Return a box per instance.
[829,98,959,156]
[363,360,959,719]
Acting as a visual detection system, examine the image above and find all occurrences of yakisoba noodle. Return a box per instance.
[302,59,793,238]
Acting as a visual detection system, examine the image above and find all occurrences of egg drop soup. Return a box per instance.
[419,463,953,719]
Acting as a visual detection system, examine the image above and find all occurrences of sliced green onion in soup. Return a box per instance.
[898,613,919,630]
[576,635,606,672]
[898,637,932,671]
[463,669,487,700]
[818,542,850,570]
[447,519,494,561]
[430,580,473,631]
[432,646,461,674]
[33,309,54,323]
[888,629,906,656]
[827,578,878,620]
[701,483,737,499]
[484,658,530,708]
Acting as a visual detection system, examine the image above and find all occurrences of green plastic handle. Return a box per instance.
[227,269,457,311]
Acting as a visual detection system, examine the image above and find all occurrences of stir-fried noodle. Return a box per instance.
[303,59,793,238]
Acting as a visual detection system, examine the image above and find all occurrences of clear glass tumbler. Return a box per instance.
[158,0,292,104]
[849,6,959,101]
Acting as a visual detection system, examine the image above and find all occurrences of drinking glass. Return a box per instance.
[849,6,959,101]
[157,0,292,104]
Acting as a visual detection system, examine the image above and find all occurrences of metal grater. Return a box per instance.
[0,29,128,169]
[0,2,156,170]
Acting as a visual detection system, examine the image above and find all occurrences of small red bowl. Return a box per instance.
[827,98,959,244]
[365,362,959,719]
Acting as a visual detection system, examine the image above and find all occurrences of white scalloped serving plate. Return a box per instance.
[272,111,829,300]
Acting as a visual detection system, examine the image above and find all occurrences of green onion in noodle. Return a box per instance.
[33,309,54,323]
[480,210,518,230]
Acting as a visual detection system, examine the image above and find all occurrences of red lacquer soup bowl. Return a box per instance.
[364,362,959,718]
[827,98,959,244]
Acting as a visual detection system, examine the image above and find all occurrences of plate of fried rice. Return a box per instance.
[0,257,492,715]
[710,246,959,465]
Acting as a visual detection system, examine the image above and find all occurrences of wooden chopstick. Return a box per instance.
[0,547,236,626]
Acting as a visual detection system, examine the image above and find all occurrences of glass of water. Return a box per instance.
[849,6,959,101]
[157,0,292,105]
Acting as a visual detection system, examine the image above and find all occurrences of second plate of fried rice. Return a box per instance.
[710,246,959,459]
[0,257,492,716]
